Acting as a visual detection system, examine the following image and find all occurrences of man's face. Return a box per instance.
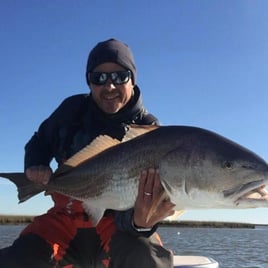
[89,62,134,114]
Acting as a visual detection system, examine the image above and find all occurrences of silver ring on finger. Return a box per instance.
[144,191,152,196]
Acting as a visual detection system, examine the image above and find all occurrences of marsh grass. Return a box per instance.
[0,215,258,228]
[0,215,34,225]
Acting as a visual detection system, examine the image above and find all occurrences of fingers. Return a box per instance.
[152,169,163,198]
[138,168,161,200]
[158,199,176,218]
[25,165,52,185]
[134,168,175,228]
[138,170,148,197]
[146,191,176,223]
[143,169,156,200]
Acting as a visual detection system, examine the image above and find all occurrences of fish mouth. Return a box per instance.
[223,180,268,204]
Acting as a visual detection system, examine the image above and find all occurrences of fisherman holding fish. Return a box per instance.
[0,39,175,267]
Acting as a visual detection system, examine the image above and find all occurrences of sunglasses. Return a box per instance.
[88,70,132,85]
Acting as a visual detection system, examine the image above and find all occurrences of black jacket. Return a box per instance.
[24,86,159,236]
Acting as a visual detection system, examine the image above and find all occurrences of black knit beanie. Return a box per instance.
[86,38,136,85]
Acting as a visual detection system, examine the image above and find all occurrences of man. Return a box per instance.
[0,38,175,267]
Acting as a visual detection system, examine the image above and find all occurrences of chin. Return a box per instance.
[102,104,122,114]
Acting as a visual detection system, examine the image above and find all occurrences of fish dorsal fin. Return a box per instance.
[54,135,120,176]
[122,124,159,142]
[64,135,121,167]
[54,125,158,176]
[54,135,121,177]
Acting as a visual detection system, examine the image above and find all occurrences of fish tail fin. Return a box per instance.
[0,172,44,202]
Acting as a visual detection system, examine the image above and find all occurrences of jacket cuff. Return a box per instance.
[114,208,158,237]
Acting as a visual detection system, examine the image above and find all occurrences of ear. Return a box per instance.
[86,72,91,87]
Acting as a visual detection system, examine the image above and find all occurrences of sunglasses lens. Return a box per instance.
[89,71,131,85]
[112,71,131,84]
[89,72,107,85]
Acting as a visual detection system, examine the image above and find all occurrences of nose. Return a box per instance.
[104,78,116,91]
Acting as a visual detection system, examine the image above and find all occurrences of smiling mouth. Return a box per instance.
[102,92,120,101]
[104,95,119,101]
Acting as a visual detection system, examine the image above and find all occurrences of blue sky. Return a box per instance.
[0,0,268,224]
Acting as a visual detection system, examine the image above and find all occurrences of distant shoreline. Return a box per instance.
[1,215,266,228]
[159,220,257,229]
[0,215,34,225]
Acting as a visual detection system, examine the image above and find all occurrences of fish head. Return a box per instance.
[159,127,268,209]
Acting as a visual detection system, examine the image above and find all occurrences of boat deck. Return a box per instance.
[173,255,219,268]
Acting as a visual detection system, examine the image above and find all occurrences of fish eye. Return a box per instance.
[223,161,233,169]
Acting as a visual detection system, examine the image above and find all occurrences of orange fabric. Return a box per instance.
[53,243,60,260]
[101,259,110,268]
[21,211,93,262]
[21,193,117,266]
[21,193,93,263]
[96,214,116,253]
[51,193,85,213]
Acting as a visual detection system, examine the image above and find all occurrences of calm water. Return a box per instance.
[1,225,268,268]
[158,226,268,268]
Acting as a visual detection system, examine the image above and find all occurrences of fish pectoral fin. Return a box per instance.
[122,124,159,142]
[146,191,169,223]
[82,202,106,226]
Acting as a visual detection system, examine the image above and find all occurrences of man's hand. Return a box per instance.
[25,165,52,185]
[133,168,175,228]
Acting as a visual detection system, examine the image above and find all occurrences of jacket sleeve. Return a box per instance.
[114,208,158,237]
[24,116,59,170]
[24,94,87,170]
